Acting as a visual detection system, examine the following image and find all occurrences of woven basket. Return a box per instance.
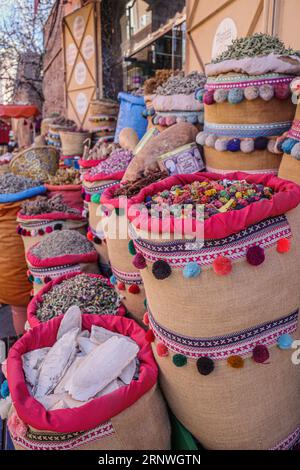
[89,99,119,116]
[59,130,91,157]
[9,146,59,182]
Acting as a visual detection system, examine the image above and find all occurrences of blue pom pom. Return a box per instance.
[187,114,198,124]
[278,333,293,350]
[282,138,298,154]
[183,262,201,278]
[110,275,117,285]
[227,138,241,152]
[195,88,205,102]
[35,277,43,285]
[0,380,9,399]
[228,88,244,104]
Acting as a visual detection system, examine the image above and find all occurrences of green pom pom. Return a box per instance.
[144,298,148,308]
[91,193,100,204]
[128,239,136,255]
[172,354,187,367]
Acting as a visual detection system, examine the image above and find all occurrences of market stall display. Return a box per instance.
[26,230,99,295]
[59,128,90,161]
[9,146,59,182]
[88,99,119,147]
[27,272,126,327]
[17,195,86,255]
[45,168,83,212]
[46,117,76,151]
[7,313,170,450]
[0,173,46,334]
[196,34,300,174]
[127,172,300,449]
[152,71,206,129]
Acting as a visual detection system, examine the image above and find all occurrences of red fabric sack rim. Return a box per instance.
[78,159,104,169]
[84,170,125,183]
[27,245,98,268]
[101,172,300,239]
[17,211,85,222]
[45,184,82,191]
[27,272,127,328]
[7,314,157,433]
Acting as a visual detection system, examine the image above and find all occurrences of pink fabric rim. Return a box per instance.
[7,314,157,433]
[109,172,300,239]
[26,246,98,268]
[45,184,82,191]
[84,171,125,183]
[27,272,126,328]
[17,211,85,221]
[78,159,103,169]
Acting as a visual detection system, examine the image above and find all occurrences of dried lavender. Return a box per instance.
[36,274,121,321]
[0,173,41,194]
[90,149,133,175]
[155,71,206,96]
[20,195,81,216]
[31,230,95,259]
[212,33,300,63]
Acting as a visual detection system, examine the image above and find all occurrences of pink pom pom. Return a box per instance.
[8,413,27,438]
[274,83,290,100]
[165,116,176,127]
[143,312,149,326]
[132,253,147,269]
[203,92,215,105]
[45,226,53,234]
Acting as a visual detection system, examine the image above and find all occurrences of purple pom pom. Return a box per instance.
[246,245,265,266]
[227,138,241,152]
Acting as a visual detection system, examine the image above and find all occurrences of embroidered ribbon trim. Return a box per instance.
[205,74,293,90]
[130,215,291,268]
[30,264,81,278]
[83,181,116,195]
[204,121,292,138]
[111,266,143,285]
[148,308,298,360]
[205,166,278,175]
[12,422,114,451]
[271,425,300,450]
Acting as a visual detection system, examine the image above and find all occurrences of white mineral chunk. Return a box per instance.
[34,328,79,398]
[55,355,85,394]
[36,393,66,410]
[0,396,12,420]
[57,306,82,340]
[119,359,137,384]
[95,379,124,398]
[77,337,97,355]
[49,399,69,411]
[90,325,137,346]
[22,347,51,387]
[69,336,139,401]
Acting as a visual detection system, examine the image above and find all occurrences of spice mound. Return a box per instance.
[155,71,206,96]
[89,149,133,176]
[46,168,81,186]
[20,195,81,216]
[24,306,139,408]
[36,275,121,321]
[0,173,41,194]
[114,169,168,198]
[146,179,274,220]
[31,229,95,259]
[83,141,120,161]
[212,33,300,63]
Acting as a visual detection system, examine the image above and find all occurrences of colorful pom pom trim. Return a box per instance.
[197,131,279,154]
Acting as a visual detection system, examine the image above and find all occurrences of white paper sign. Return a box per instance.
[211,18,237,60]
[83,35,95,60]
[76,92,88,116]
[74,62,87,85]
[73,15,85,40]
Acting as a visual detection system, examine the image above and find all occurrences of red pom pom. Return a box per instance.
[253,344,269,363]
[145,329,155,343]
[277,238,290,253]
[117,282,126,291]
[87,231,93,241]
[128,284,140,294]
[246,245,265,266]
[45,226,53,234]
[118,305,126,316]
[203,91,215,105]
[85,194,91,202]
[132,253,147,269]
[274,83,290,100]
[143,312,149,326]
[156,342,169,357]
[213,256,232,275]
[38,229,44,236]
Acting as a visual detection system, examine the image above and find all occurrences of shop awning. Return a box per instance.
[0,104,40,119]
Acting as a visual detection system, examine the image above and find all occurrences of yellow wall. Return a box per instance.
[186,0,300,72]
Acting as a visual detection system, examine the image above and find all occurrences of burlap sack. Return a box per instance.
[7,314,171,451]
[127,172,300,449]
[101,187,146,324]
[202,72,296,174]
[26,246,99,295]
[0,186,46,306]
[17,212,87,257]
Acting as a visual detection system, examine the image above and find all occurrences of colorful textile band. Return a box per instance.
[271,425,300,450]
[130,215,291,268]
[29,263,82,280]
[205,74,294,91]
[287,119,300,140]
[111,266,143,285]
[11,421,114,451]
[205,166,278,175]
[204,121,292,138]
[148,308,298,360]
[83,181,116,196]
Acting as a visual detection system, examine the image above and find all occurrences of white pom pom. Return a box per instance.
[205,134,218,147]
[291,142,300,160]
[197,111,204,124]
[213,89,228,103]
[196,132,208,146]
[240,139,254,153]
[259,84,274,101]
[215,138,228,152]
[0,396,12,420]
[267,140,276,153]
[244,86,259,100]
